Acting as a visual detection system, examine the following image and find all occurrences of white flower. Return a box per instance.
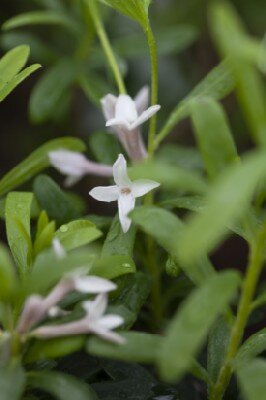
[89,154,160,233]
[101,87,161,161]
[101,87,160,132]
[82,293,125,344]
[17,274,117,334]
[48,150,113,187]
[32,294,125,345]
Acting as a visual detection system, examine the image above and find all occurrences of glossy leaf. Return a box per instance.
[237,358,266,400]
[207,317,230,384]
[110,272,151,329]
[235,329,266,367]
[30,60,77,123]
[129,162,207,194]
[89,131,120,165]
[0,64,41,102]
[5,192,33,274]
[0,137,85,197]
[99,0,150,28]
[101,214,136,257]
[177,150,266,265]
[33,175,82,225]
[0,45,29,90]
[210,2,266,147]
[131,206,214,285]
[87,332,161,363]
[190,98,238,179]
[155,61,235,147]
[0,362,25,400]
[27,371,99,400]
[90,255,135,279]
[3,11,78,32]
[158,271,240,382]
[0,243,18,301]
[25,336,86,363]
[55,220,102,250]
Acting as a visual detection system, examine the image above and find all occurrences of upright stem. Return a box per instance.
[88,0,126,94]
[145,24,159,158]
[210,225,266,400]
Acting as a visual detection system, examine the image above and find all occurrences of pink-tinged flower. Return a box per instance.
[89,154,160,233]
[101,87,161,161]
[48,150,113,187]
[17,273,116,334]
[52,238,66,259]
[32,294,125,345]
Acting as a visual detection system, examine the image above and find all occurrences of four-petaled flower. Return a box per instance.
[101,87,161,161]
[89,154,160,233]
[32,293,125,345]
[48,150,113,187]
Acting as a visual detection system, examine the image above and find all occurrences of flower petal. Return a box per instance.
[131,179,160,198]
[101,94,117,120]
[75,276,116,294]
[89,185,119,202]
[49,150,88,177]
[94,314,124,330]
[129,105,161,131]
[106,118,131,130]
[83,293,107,320]
[113,154,131,187]
[134,86,149,115]
[115,95,138,123]
[91,328,126,344]
[118,194,135,233]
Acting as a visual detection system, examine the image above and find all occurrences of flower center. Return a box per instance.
[120,187,131,195]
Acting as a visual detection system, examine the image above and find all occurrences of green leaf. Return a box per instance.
[155,61,235,148]
[33,220,55,256]
[158,271,240,382]
[110,272,151,329]
[33,175,82,225]
[27,371,99,400]
[210,2,266,147]
[177,150,266,265]
[190,98,238,179]
[101,214,136,257]
[90,255,136,279]
[99,0,150,28]
[207,317,230,385]
[0,64,41,102]
[130,206,214,285]
[3,11,78,32]
[0,45,29,90]
[235,329,266,367]
[55,220,102,250]
[0,362,25,400]
[237,358,266,400]
[89,131,120,165]
[25,336,86,363]
[21,249,95,297]
[0,137,85,197]
[30,60,77,124]
[5,192,33,274]
[0,243,18,301]
[87,332,161,363]
[129,162,207,194]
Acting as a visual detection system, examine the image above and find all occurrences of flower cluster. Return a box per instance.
[17,265,125,344]
[48,88,161,233]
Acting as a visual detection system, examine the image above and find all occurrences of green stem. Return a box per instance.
[145,24,159,158]
[87,0,126,94]
[146,230,163,328]
[210,225,266,400]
